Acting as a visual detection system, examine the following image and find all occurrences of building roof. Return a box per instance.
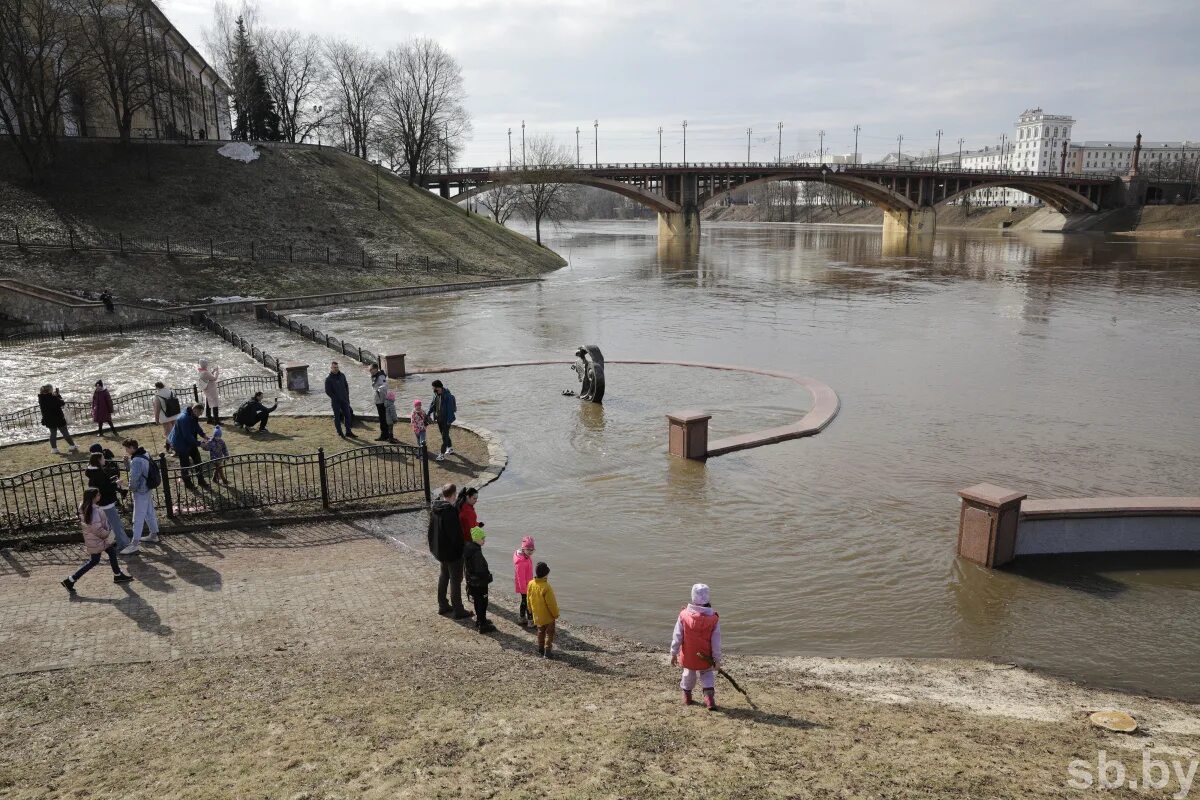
[144,0,230,93]
[1070,140,1199,149]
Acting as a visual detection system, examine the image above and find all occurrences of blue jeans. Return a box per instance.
[71,546,121,582]
[331,400,354,436]
[102,505,129,550]
[416,429,426,448]
[130,491,159,544]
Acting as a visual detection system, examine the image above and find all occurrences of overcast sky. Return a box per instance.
[168,0,1200,165]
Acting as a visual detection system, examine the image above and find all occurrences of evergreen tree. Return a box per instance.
[230,17,280,141]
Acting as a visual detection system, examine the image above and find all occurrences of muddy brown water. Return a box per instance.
[4,220,1199,700]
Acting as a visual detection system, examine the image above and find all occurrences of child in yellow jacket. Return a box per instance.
[526,561,559,659]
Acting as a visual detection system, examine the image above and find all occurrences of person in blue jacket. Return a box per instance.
[168,404,209,490]
[430,380,456,461]
[324,361,357,439]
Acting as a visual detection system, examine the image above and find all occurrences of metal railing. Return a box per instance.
[196,314,287,378]
[0,318,182,347]
[259,308,381,369]
[0,442,431,536]
[1,375,280,434]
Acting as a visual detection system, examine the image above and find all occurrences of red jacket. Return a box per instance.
[677,607,720,671]
[458,503,478,543]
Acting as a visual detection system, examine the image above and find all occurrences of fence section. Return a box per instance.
[0,375,280,435]
[0,443,430,537]
[258,308,381,369]
[0,318,179,346]
[196,313,287,378]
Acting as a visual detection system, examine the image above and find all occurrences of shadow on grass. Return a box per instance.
[716,706,824,730]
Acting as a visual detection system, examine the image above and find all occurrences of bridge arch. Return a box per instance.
[935,180,1098,213]
[448,175,682,214]
[700,172,919,214]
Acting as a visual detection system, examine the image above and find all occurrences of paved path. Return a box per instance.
[0,517,432,675]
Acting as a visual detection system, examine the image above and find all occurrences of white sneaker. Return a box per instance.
[51,447,61,454]
[445,447,454,456]
[68,445,79,453]
[143,533,159,544]
[435,453,445,461]
[119,544,140,555]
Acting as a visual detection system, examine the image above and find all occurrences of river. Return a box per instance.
[5,220,1200,699]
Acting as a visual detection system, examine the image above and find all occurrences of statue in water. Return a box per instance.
[570,345,605,403]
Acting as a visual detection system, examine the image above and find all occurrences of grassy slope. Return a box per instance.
[0,141,563,301]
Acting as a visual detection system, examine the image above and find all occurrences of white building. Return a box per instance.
[1069,140,1200,178]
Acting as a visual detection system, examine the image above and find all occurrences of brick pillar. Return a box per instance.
[957,483,1027,568]
[284,364,310,393]
[666,410,711,460]
[381,353,407,379]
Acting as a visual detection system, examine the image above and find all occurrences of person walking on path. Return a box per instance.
[197,359,221,424]
[324,361,357,439]
[669,583,723,711]
[527,562,559,658]
[38,384,78,455]
[91,380,117,437]
[85,451,129,552]
[428,483,471,619]
[168,404,209,490]
[456,486,480,544]
[123,438,160,550]
[370,365,390,442]
[463,525,496,633]
[153,382,182,452]
[513,536,535,627]
[384,391,400,444]
[410,399,427,448]
[61,488,133,594]
[429,380,456,461]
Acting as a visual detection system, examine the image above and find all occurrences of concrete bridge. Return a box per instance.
[424,161,1132,241]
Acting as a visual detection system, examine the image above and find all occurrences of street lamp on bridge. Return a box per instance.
[594,120,599,166]
[896,133,904,165]
[853,124,861,165]
[818,130,825,165]
[935,129,943,170]
[777,122,783,164]
[682,120,688,166]
[746,127,752,164]
[575,126,580,166]
[658,126,663,167]
[507,127,512,166]
[521,120,526,167]
[957,137,965,169]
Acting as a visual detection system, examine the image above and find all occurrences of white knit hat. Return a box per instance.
[691,583,710,605]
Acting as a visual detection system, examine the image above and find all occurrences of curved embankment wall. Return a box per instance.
[956,483,1200,567]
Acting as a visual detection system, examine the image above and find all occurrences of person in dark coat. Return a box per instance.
[91,380,117,437]
[427,482,471,618]
[429,380,457,461]
[233,392,277,433]
[462,524,495,633]
[168,404,209,490]
[370,364,390,441]
[324,361,356,439]
[38,384,78,454]
[85,451,129,550]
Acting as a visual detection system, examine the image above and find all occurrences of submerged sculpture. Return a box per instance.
[571,345,605,403]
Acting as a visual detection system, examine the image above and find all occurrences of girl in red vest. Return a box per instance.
[669,583,722,710]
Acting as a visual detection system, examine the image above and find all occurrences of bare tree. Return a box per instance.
[516,135,575,245]
[0,0,91,178]
[478,181,520,226]
[378,37,469,184]
[324,37,379,159]
[259,28,325,143]
[66,0,155,142]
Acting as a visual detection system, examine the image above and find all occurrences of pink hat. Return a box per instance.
[386,390,396,401]
[520,536,535,550]
[413,399,422,407]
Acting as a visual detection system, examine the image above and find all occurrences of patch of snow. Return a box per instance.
[217,142,259,163]
[204,295,266,303]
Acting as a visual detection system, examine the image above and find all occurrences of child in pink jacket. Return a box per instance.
[513,536,535,627]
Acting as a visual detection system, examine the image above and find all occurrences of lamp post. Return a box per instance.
[312,104,322,146]
[374,160,380,211]
[818,129,825,165]
[957,137,965,168]
[576,126,580,166]
[658,126,663,166]
[853,124,860,165]
[682,120,688,166]
[896,134,903,165]
[593,119,598,166]
[999,133,1007,171]
[521,120,525,167]
[777,121,783,164]
[507,127,512,166]
[746,127,752,164]
[935,129,943,170]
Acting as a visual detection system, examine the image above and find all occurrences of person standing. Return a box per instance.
[462,525,496,634]
[527,562,560,659]
[153,382,182,452]
[456,486,480,544]
[168,404,209,490]
[513,536,535,627]
[429,380,457,462]
[410,399,428,448]
[197,359,221,424]
[61,488,133,594]
[427,483,471,619]
[324,361,357,439]
[38,384,78,454]
[669,583,722,711]
[91,380,117,437]
[85,451,129,552]
[122,438,160,551]
[370,364,389,442]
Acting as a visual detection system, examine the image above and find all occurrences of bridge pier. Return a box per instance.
[881,207,936,239]
[658,173,701,243]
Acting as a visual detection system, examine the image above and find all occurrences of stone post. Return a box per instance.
[382,353,407,379]
[254,302,269,320]
[284,363,310,393]
[666,410,711,460]
[957,483,1027,568]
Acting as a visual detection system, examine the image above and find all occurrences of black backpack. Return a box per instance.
[234,400,255,426]
[162,393,181,417]
[139,453,161,490]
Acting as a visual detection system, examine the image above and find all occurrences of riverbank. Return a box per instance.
[2,517,1198,798]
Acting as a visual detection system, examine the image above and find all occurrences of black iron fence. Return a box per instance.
[0,223,502,277]
[0,318,179,346]
[1,374,281,435]
[258,308,381,369]
[196,314,287,378]
[0,442,431,537]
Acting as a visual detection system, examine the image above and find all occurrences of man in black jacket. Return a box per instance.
[428,483,471,618]
[234,392,278,433]
[323,361,356,439]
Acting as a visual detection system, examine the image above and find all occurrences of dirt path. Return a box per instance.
[2,517,1198,798]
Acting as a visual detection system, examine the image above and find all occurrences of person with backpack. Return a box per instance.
[153,382,182,452]
[233,392,277,434]
[122,438,160,551]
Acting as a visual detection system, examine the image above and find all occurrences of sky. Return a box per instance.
[167,0,1200,165]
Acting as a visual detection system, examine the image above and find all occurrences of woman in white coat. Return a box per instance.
[197,358,221,424]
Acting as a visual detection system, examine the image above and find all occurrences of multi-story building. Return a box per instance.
[1069,140,1200,178]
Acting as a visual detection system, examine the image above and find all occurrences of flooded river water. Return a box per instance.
[5,220,1200,699]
